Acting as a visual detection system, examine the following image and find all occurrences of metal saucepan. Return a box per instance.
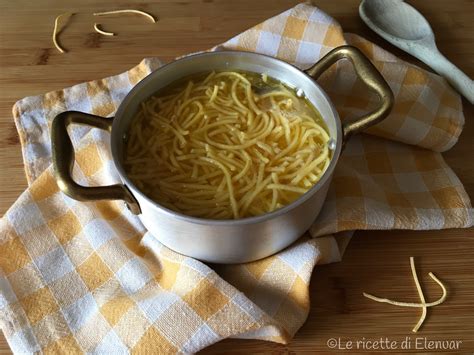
[51,46,393,263]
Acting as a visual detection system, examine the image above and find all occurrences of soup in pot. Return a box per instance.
[124,71,332,219]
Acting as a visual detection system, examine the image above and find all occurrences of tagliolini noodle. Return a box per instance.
[124,71,332,219]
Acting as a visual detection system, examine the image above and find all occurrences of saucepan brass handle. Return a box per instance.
[51,111,140,214]
[305,45,394,141]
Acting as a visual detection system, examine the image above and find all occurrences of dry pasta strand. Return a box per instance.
[363,257,447,333]
[363,273,447,308]
[52,12,74,53]
[93,23,116,36]
[93,9,156,23]
[410,256,426,332]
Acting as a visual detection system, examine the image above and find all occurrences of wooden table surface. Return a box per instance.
[1,0,473,353]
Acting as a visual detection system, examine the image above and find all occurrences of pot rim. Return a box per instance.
[112,50,342,226]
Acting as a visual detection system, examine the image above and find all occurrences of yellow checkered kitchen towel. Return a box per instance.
[1,3,472,353]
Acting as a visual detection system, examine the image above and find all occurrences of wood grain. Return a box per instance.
[0,0,473,353]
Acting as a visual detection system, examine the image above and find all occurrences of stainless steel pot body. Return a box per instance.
[52,47,393,263]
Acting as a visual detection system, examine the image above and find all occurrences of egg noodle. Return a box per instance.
[124,71,332,219]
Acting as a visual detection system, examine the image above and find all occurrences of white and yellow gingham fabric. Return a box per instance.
[1,4,472,353]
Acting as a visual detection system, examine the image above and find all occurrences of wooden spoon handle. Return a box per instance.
[420,48,474,104]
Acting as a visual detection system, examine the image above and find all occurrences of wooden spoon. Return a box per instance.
[359,0,473,104]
